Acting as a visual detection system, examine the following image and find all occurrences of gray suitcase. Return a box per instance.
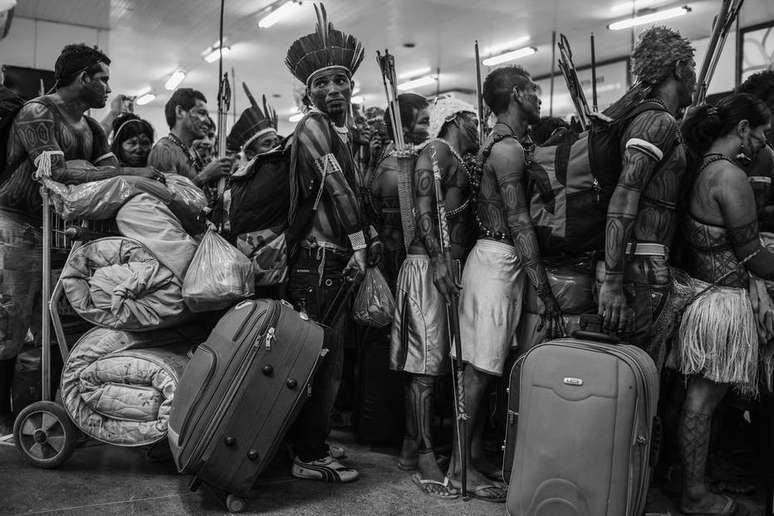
[505,331,659,516]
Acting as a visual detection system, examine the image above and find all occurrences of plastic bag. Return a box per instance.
[182,229,255,312]
[353,267,396,328]
[43,162,169,220]
[163,173,207,214]
[235,228,288,286]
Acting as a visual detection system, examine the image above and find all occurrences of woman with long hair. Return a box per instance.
[110,113,154,167]
[676,93,773,515]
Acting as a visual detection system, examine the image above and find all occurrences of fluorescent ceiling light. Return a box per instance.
[164,70,186,91]
[203,46,231,63]
[136,93,156,106]
[397,75,437,92]
[399,67,432,80]
[289,112,304,123]
[482,46,537,66]
[351,95,365,105]
[484,36,530,56]
[608,5,691,30]
[289,106,299,114]
[610,0,666,14]
[259,1,303,29]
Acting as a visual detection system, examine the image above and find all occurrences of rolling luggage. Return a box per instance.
[167,298,325,508]
[504,328,659,516]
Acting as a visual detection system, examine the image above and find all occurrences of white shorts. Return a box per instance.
[454,239,525,376]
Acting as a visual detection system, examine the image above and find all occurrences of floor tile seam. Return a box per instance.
[22,492,197,515]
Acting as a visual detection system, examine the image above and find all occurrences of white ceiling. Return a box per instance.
[10,0,774,134]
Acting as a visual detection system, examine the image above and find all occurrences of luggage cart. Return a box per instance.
[12,188,117,468]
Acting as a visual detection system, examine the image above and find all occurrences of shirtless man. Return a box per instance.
[282,8,372,483]
[451,66,563,502]
[598,27,695,370]
[0,44,158,432]
[390,96,478,499]
[365,92,430,288]
[355,94,429,443]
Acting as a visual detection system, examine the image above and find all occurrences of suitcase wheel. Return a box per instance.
[13,401,78,469]
[226,494,246,513]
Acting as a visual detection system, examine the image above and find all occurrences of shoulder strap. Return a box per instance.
[481,132,517,167]
[619,100,669,125]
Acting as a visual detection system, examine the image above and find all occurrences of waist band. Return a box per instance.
[300,239,349,254]
[475,238,516,254]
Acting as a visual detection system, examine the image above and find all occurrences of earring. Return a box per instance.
[736,140,752,166]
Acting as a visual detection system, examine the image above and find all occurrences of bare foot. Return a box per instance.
[411,450,457,499]
[447,459,507,503]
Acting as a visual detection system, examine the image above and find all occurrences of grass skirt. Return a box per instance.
[676,285,759,396]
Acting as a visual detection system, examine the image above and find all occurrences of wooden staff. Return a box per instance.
[430,144,468,500]
[475,40,484,144]
[549,30,556,117]
[694,0,744,104]
[590,33,598,112]
[214,0,231,232]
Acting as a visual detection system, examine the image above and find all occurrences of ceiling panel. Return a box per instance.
[15,0,110,29]
[10,0,774,134]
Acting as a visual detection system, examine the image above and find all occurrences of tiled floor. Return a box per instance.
[0,430,766,515]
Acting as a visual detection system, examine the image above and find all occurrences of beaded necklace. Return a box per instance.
[167,133,204,173]
[644,97,669,112]
[700,152,736,171]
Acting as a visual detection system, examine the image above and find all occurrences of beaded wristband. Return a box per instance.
[349,231,367,251]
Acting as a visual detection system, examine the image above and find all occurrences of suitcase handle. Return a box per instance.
[574,314,620,344]
[571,329,620,344]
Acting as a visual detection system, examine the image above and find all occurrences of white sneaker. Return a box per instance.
[291,455,359,483]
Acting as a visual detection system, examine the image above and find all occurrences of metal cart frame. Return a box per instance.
[12,189,117,468]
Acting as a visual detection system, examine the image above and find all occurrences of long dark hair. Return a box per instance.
[681,93,770,156]
[110,113,154,165]
[671,93,771,270]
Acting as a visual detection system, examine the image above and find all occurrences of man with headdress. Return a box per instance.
[226,91,280,164]
[222,92,283,290]
[597,27,695,370]
[0,44,161,433]
[282,3,372,483]
[389,96,479,498]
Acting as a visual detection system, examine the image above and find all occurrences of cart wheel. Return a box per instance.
[226,494,246,513]
[13,401,77,469]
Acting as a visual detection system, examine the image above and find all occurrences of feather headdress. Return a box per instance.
[227,84,278,152]
[284,3,364,88]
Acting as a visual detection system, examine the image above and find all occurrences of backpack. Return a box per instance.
[0,86,24,180]
[228,145,291,286]
[525,100,669,256]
